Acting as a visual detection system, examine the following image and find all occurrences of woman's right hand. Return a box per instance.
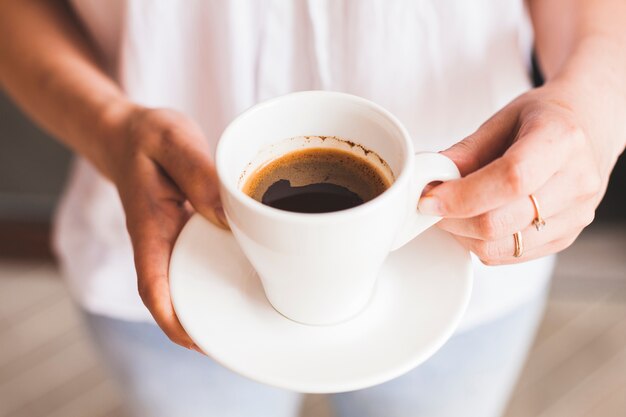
[103,106,227,351]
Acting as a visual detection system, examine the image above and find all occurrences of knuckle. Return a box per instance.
[580,171,602,197]
[563,122,586,149]
[127,112,155,148]
[537,116,561,134]
[158,125,179,150]
[480,257,501,266]
[502,157,526,195]
[476,212,506,240]
[440,193,467,217]
[579,208,596,228]
[126,127,148,155]
[471,240,489,259]
[436,197,452,216]
[451,139,482,171]
[472,239,505,262]
[127,108,182,154]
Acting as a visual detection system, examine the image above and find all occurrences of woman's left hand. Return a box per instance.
[418,80,625,265]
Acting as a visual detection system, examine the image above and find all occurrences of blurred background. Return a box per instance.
[1,88,625,417]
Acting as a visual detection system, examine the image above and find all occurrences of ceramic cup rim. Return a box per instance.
[215,90,414,223]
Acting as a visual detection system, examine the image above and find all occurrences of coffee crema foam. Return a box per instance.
[242,137,394,213]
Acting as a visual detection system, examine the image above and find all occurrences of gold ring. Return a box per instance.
[529,194,546,231]
[513,231,523,258]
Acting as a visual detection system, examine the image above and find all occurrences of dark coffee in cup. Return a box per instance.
[242,144,392,213]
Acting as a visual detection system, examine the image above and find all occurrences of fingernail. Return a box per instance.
[418,196,443,216]
[190,344,204,354]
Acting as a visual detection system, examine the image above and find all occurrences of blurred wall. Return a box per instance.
[0,92,71,222]
[0,91,624,224]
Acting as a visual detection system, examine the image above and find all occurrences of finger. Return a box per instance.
[453,202,594,264]
[132,210,194,348]
[422,114,584,218]
[437,168,598,240]
[190,344,205,355]
[147,117,225,226]
[122,157,196,349]
[442,102,521,175]
[456,234,580,265]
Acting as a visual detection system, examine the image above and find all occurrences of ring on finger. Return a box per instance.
[529,194,546,231]
[513,231,523,258]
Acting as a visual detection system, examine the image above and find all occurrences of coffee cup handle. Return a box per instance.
[390,152,461,251]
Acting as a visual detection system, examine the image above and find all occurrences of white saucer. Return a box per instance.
[170,214,472,393]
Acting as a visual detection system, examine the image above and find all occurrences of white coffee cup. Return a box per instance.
[216,91,460,325]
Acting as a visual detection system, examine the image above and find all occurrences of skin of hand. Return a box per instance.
[418,78,625,265]
[416,0,626,265]
[108,107,228,351]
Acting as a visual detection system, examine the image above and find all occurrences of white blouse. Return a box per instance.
[55,0,554,330]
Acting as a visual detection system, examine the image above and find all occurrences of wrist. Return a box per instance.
[91,98,142,180]
[549,37,626,133]
[550,35,626,91]
[545,41,626,155]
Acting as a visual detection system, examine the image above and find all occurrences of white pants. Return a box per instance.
[83,294,546,417]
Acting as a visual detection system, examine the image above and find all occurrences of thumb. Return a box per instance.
[441,103,520,176]
[146,117,228,228]
[165,157,229,230]
[204,204,230,231]
[156,144,226,228]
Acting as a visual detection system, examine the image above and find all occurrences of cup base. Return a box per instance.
[262,279,381,326]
